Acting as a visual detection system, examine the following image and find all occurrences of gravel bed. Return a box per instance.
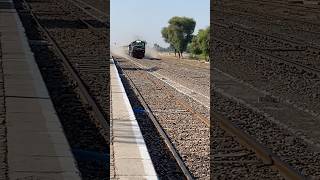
[212,5,320,47]
[213,38,320,114]
[213,16,320,71]
[130,56,210,97]
[15,0,109,179]
[116,57,210,179]
[214,0,320,31]
[117,66,186,179]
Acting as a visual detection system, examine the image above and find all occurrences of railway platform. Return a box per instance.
[110,57,158,179]
[0,0,80,179]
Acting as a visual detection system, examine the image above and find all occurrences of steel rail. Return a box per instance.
[213,1,320,28]
[212,8,320,39]
[71,0,107,16]
[236,0,320,14]
[144,70,210,126]
[66,0,107,23]
[212,12,320,51]
[213,111,307,180]
[212,36,320,75]
[212,21,307,48]
[62,0,108,39]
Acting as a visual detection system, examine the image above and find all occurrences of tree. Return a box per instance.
[161,16,196,59]
[153,43,174,52]
[188,35,202,56]
[197,26,210,60]
[187,26,210,61]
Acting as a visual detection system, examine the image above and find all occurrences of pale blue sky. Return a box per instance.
[111,0,210,47]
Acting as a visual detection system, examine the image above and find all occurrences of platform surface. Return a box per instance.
[0,0,81,179]
[110,58,158,180]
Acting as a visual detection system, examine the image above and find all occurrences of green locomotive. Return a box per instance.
[128,40,146,59]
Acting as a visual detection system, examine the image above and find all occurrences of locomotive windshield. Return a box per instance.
[132,41,145,48]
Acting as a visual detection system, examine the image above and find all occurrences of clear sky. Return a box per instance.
[111,0,210,48]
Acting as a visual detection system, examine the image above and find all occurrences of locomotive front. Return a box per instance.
[129,40,146,59]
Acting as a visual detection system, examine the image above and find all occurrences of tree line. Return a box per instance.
[153,43,175,52]
[160,16,209,60]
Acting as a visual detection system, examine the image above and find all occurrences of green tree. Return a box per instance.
[197,26,210,60]
[187,26,210,61]
[188,35,202,56]
[161,27,176,56]
[161,16,196,59]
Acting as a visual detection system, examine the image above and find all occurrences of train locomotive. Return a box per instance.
[128,40,146,59]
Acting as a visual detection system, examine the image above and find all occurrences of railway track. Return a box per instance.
[113,54,308,179]
[212,6,320,114]
[211,36,314,178]
[113,55,210,179]
[121,54,210,102]
[212,35,320,75]
[67,0,108,23]
[211,70,312,179]
[211,22,320,68]
[212,1,320,178]
[211,4,320,74]
[85,0,108,13]
[113,56,191,179]
[22,0,108,131]
[212,8,320,47]
[213,88,320,179]
[233,0,320,14]
[26,0,109,118]
[215,0,320,25]
[212,8,320,33]
[15,0,109,179]
[213,111,305,179]
[213,36,320,114]
[212,21,306,49]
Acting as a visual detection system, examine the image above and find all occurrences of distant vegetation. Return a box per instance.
[153,43,175,52]
[161,16,209,61]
